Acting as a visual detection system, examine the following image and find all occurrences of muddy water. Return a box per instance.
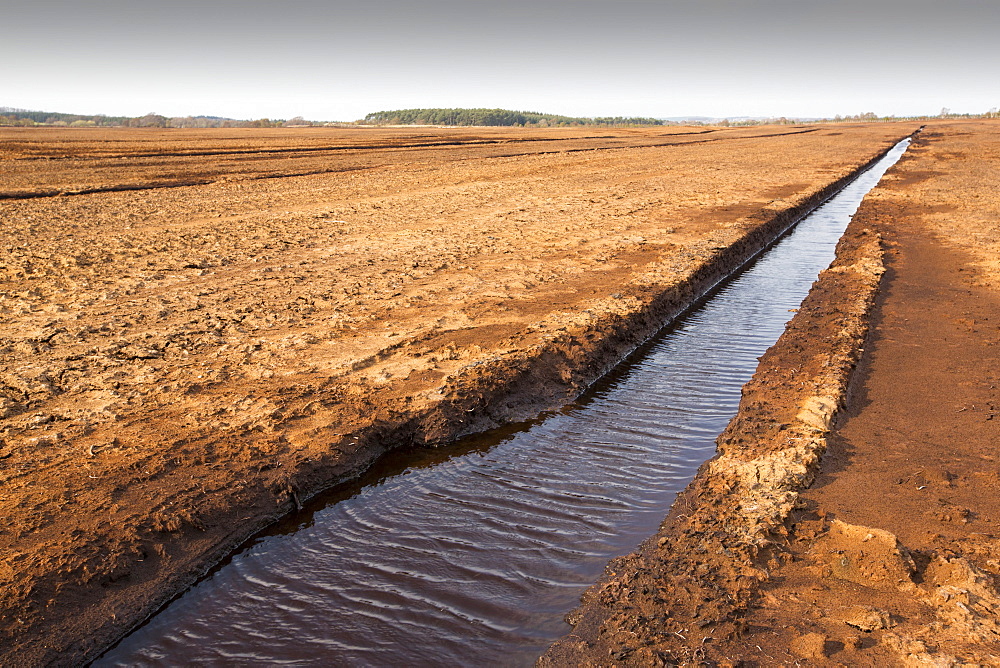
[99,139,910,667]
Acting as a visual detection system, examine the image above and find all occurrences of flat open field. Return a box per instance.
[1,123,916,664]
[544,121,1000,665]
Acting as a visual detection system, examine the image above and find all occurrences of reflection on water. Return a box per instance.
[99,139,909,667]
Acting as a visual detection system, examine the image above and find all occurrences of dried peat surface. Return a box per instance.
[542,123,1000,666]
[0,124,914,665]
[0,125,803,199]
[96,138,911,666]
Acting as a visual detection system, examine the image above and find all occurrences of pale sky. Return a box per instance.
[4,0,998,121]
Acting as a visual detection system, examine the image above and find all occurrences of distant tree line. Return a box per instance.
[0,108,133,127]
[4,105,998,129]
[0,108,329,128]
[813,108,1000,123]
[673,109,1000,128]
[361,108,664,127]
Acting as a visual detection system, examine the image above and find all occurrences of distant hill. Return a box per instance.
[361,108,663,127]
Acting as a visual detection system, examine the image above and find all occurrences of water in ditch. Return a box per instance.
[98,138,910,667]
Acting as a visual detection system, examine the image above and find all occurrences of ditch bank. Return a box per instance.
[536,125,1000,666]
[540,181,893,667]
[3,132,916,667]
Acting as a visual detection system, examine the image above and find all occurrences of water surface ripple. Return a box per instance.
[99,139,909,667]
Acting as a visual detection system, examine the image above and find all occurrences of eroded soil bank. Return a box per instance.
[541,121,1000,666]
[1,124,915,665]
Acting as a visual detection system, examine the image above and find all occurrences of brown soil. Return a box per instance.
[0,123,916,666]
[541,122,1000,666]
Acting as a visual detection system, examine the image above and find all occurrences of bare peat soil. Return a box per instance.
[0,123,914,665]
[542,122,1000,666]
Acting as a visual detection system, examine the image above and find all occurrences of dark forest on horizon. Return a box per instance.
[360,108,664,127]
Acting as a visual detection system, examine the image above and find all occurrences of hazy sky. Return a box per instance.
[4,0,998,120]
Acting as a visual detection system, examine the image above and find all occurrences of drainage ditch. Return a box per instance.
[98,138,911,667]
